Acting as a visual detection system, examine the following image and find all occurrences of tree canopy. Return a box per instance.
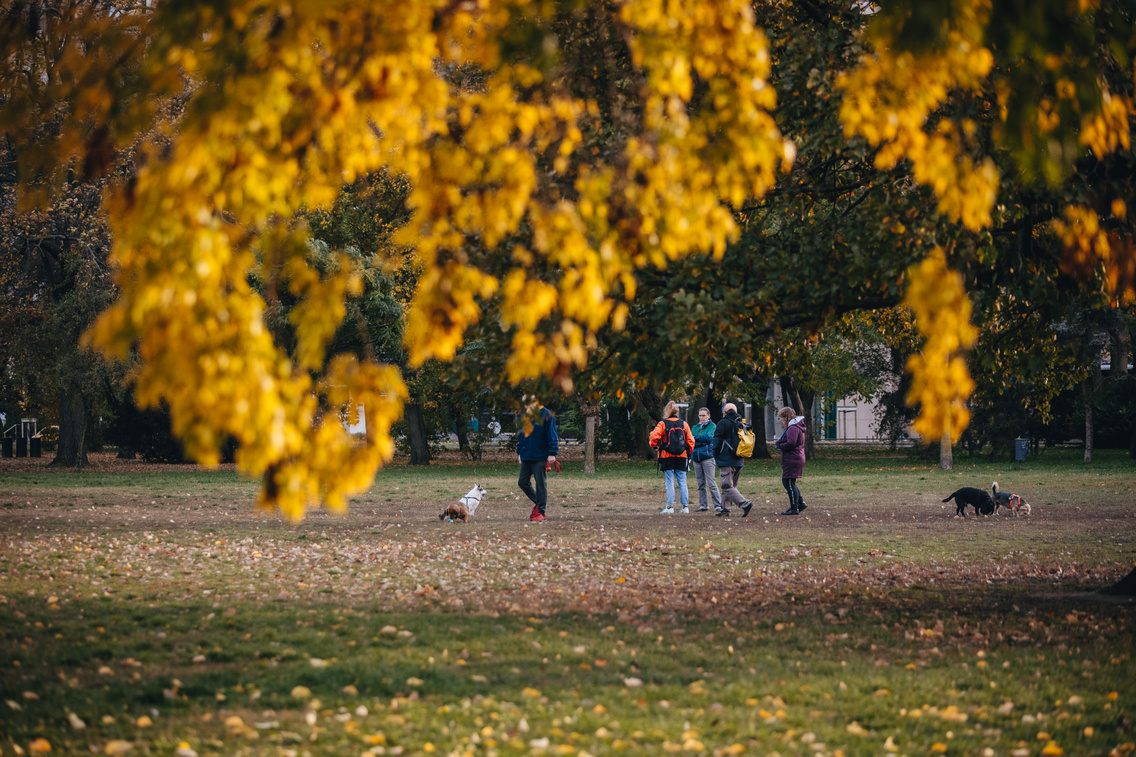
[1,0,1133,517]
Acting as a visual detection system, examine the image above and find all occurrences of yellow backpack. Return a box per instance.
[735,419,756,458]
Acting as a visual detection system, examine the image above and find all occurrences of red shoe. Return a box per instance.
[531,512,547,521]
[529,505,539,520]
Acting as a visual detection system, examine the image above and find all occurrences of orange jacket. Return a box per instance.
[649,418,695,459]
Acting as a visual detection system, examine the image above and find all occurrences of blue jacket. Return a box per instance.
[691,420,717,462]
[517,406,559,461]
[713,410,745,468]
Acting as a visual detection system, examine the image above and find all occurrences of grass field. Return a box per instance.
[1,447,1133,757]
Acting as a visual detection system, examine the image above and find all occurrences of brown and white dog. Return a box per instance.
[439,484,487,522]
[992,482,1031,516]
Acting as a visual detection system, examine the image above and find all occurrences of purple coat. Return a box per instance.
[775,419,807,479]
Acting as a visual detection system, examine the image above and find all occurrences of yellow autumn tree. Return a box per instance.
[2,0,1132,516]
[4,0,793,518]
[839,0,1134,443]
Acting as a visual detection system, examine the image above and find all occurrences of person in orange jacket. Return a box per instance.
[649,401,696,514]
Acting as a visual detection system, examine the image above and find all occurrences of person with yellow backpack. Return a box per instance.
[712,402,756,517]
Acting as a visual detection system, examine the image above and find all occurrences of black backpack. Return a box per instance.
[661,418,687,455]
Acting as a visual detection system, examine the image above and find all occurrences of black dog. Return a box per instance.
[942,487,996,516]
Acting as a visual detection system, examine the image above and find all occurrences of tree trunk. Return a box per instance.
[580,399,600,474]
[1083,378,1094,463]
[1129,374,1136,461]
[704,385,722,423]
[800,389,816,461]
[451,404,472,459]
[630,403,655,460]
[749,380,771,459]
[940,428,953,470]
[51,383,89,469]
[405,403,431,465]
[633,388,665,460]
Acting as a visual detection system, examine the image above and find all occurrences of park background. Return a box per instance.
[2,0,1136,754]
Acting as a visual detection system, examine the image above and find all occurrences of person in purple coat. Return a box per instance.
[774,406,808,516]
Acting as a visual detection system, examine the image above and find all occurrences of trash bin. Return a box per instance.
[16,437,28,457]
[1,437,12,458]
[29,437,41,458]
[1014,438,1028,467]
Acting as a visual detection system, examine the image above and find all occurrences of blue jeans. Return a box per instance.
[664,468,689,506]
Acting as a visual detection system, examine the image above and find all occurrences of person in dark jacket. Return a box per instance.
[517,396,559,521]
[774,406,808,515]
[648,401,696,514]
[713,403,754,517]
[690,407,723,512]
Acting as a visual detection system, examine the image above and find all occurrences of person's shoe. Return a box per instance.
[715,509,730,517]
[529,505,539,520]
[740,502,753,518]
[798,502,808,512]
[780,508,800,515]
[531,512,547,521]
[698,506,709,512]
[660,506,674,514]
[680,506,689,514]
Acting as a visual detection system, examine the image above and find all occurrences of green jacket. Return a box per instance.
[691,420,717,462]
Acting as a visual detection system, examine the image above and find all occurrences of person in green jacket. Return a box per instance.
[690,407,723,512]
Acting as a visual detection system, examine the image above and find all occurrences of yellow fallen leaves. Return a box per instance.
[521,687,542,698]
[103,742,133,756]
[27,740,50,754]
[1041,742,1065,756]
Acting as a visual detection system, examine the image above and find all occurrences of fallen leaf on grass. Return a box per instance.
[67,712,86,730]
[28,740,50,754]
[103,742,133,756]
[1041,743,1064,756]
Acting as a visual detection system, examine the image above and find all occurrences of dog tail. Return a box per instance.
[942,492,955,503]
[438,513,446,522]
[992,481,1000,493]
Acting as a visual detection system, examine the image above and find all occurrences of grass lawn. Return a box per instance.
[1,447,1134,757]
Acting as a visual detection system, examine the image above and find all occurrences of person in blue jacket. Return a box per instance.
[517,396,559,521]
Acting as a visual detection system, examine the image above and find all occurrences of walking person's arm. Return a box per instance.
[545,408,559,462]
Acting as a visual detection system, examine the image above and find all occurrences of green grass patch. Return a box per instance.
[1,448,1133,755]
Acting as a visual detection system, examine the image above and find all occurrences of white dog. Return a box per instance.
[439,484,487,522]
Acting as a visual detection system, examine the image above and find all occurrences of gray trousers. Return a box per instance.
[718,465,751,510]
[692,458,722,510]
